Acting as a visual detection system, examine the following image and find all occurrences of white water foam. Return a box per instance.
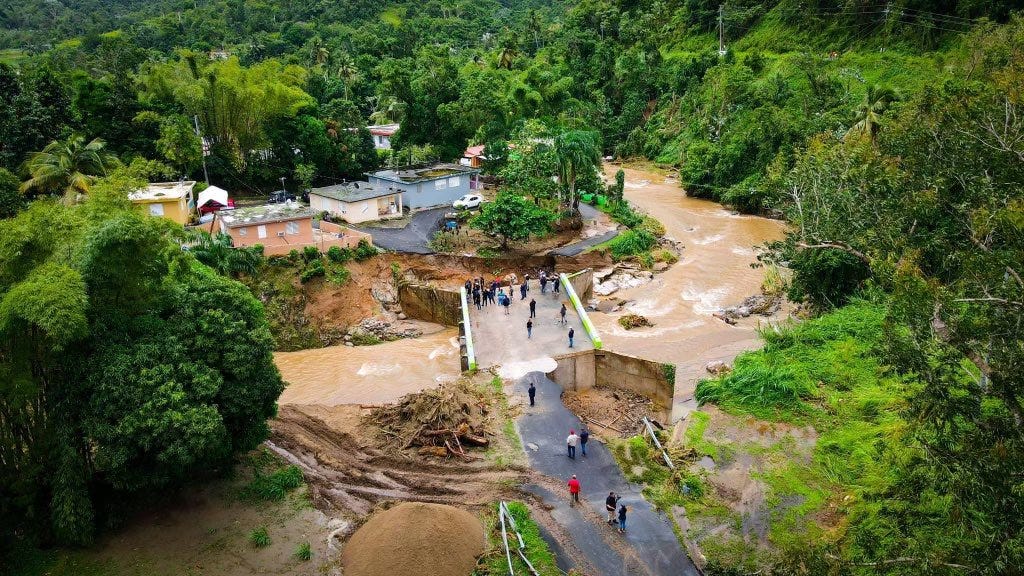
[730,246,755,257]
[356,363,403,377]
[624,180,650,189]
[680,284,729,315]
[692,233,726,246]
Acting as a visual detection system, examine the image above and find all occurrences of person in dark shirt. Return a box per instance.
[618,503,628,533]
[579,427,590,456]
[528,382,536,406]
[605,492,619,524]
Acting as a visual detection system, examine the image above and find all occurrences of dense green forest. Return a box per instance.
[2,1,1022,575]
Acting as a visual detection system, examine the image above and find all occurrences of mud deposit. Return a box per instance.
[341,502,484,576]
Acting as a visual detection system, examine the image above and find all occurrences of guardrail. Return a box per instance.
[559,272,602,349]
[459,286,477,371]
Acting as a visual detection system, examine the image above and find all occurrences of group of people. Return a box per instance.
[525,383,629,534]
[467,270,576,348]
[565,428,629,534]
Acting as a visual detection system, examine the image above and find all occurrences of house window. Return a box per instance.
[435,179,448,190]
[238,227,248,237]
[448,176,460,187]
[257,225,267,239]
[285,221,300,235]
[148,203,164,216]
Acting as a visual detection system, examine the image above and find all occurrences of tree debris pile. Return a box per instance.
[563,386,657,438]
[369,379,492,458]
[618,313,654,330]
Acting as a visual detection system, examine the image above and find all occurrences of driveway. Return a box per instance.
[352,207,449,254]
[514,373,698,576]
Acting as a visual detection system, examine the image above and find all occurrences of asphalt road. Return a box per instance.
[515,373,699,576]
[352,207,450,254]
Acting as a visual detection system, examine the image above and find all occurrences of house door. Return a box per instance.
[257,225,267,239]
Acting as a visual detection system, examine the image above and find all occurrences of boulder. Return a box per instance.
[654,262,669,272]
[705,361,732,375]
[594,280,619,296]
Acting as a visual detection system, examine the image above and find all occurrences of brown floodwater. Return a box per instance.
[275,329,461,406]
[595,166,787,417]
[274,165,785,417]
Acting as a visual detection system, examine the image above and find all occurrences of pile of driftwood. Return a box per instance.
[370,380,490,459]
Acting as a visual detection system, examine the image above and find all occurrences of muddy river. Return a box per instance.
[596,166,786,417]
[276,329,461,405]
[275,165,784,416]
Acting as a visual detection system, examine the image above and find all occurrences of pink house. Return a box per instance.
[218,202,372,256]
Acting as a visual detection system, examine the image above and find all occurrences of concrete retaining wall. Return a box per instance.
[398,284,461,326]
[547,351,597,392]
[545,349,675,421]
[595,350,675,410]
[566,269,594,302]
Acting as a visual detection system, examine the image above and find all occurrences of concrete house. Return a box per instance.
[129,181,195,225]
[218,202,371,256]
[367,124,399,150]
[367,163,481,210]
[308,181,403,224]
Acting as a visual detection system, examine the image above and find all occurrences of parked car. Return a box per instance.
[268,189,296,203]
[452,194,483,209]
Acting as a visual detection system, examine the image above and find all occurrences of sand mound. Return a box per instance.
[341,502,485,576]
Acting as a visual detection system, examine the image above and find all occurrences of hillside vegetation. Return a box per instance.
[0,1,1021,575]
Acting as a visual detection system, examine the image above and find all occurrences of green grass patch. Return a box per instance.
[293,541,312,561]
[476,502,560,576]
[248,526,271,548]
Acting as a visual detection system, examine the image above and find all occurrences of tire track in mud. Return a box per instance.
[269,405,525,518]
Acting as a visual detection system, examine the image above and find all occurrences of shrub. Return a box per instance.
[327,245,353,263]
[294,541,312,561]
[302,245,320,262]
[241,465,304,501]
[638,215,666,237]
[609,230,657,259]
[354,239,377,261]
[608,202,643,228]
[639,251,654,268]
[656,250,679,264]
[249,526,271,548]
[327,265,350,285]
[299,259,325,283]
[287,249,301,263]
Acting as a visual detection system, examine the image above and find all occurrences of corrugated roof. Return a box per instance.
[309,182,395,203]
[129,181,196,202]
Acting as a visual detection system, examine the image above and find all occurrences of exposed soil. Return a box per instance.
[341,502,484,576]
[562,386,659,439]
[268,404,525,522]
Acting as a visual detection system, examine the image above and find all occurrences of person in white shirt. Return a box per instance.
[566,429,580,459]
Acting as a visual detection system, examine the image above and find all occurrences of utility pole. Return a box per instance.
[718,4,727,56]
[193,115,210,186]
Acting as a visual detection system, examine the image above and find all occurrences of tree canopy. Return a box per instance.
[0,178,283,547]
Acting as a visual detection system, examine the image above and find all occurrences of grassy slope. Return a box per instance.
[690,302,916,567]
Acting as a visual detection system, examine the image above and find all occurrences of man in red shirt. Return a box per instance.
[567,474,581,506]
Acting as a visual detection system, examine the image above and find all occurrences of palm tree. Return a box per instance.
[498,35,519,70]
[189,232,262,277]
[554,130,601,214]
[20,135,119,200]
[336,54,360,99]
[847,84,897,144]
[310,36,330,68]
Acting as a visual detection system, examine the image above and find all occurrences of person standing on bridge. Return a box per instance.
[520,281,528,300]
[527,319,533,339]
[553,275,560,294]
[566,429,579,459]
[528,382,536,406]
[568,327,575,348]
[559,303,567,325]
[502,292,511,315]
[567,474,581,506]
[540,274,548,293]
[529,298,536,318]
